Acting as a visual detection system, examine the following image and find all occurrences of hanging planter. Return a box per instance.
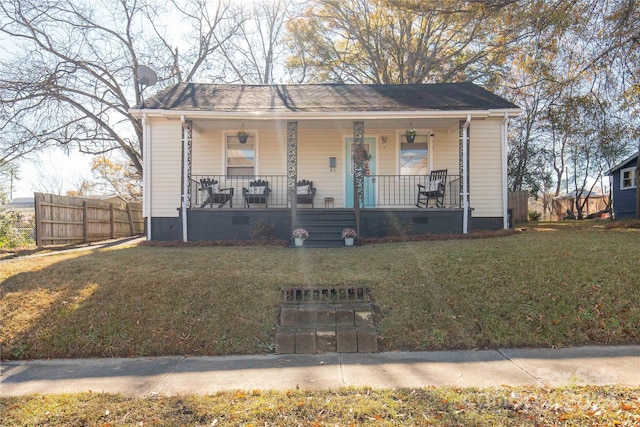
[237,129,248,144]
[405,127,417,143]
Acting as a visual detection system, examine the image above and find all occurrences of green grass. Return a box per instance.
[1,221,639,359]
[2,386,639,426]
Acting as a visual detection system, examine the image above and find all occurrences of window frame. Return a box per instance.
[225,131,256,177]
[620,166,637,190]
[397,130,432,176]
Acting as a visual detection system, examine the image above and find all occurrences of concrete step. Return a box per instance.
[293,210,357,248]
[276,302,377,354]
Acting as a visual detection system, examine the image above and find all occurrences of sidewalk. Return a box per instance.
[2,346,638,396]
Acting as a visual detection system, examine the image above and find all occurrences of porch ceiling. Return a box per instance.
[191,117,464,132]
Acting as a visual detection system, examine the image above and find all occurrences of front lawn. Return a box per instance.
[1,221,639,359]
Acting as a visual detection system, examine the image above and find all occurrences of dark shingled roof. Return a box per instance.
[143,82,519,113]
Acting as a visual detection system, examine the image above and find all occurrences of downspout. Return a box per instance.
[502,113,510,229]
[181,115,188,242]
[462,115,471,234]
[142,113,152,241]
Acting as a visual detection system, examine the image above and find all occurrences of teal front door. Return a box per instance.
[345,138,376,208]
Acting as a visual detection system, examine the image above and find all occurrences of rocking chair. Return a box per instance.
[416,169,447,208]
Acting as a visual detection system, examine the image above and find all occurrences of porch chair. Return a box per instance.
[416,169,447,208]
[296,180,317,208]
[199,178,234,208]
[242,179,271,207]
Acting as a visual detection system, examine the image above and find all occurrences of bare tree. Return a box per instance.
[0,0,243,174]
[286,0,512,84]
[218,0,299,84]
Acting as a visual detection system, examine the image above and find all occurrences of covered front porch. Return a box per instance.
[136,83,519,243]
[176,116,474,245]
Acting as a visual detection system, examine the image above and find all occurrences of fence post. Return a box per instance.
[35,193,43,247]
[82,201,88,243]
[110,203,115,239]
[127,203,135,235]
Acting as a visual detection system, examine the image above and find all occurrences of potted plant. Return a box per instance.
[405,127,417,143]
[237,129,248,144]
[341,228,357,246]
[292,228,309,247]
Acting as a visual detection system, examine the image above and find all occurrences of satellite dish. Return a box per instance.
[136,65,157,87]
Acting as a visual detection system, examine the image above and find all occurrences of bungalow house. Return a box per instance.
[608,152,638,219]
[131,82,520,245]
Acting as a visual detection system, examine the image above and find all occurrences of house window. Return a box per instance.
[400,135,428,176]
[226,133,255,176]
[621,167,636,190]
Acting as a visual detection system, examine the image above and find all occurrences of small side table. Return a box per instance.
[324,197,334,208]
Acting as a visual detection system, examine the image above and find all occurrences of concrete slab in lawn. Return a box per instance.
[500,345,640,387]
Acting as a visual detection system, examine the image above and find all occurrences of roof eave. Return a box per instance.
[129,108,522,120]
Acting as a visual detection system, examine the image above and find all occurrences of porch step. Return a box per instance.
[294,209,356,248]
[275,286,378,354]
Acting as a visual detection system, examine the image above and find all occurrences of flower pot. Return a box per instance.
[405,134,415,143]
[344,237,354,246]
[238,134,248,144]
[294,237,304,247]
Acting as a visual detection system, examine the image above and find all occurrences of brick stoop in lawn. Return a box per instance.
[276,286,378,354]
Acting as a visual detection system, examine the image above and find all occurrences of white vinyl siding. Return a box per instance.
[468,119,504,217]
[150,119,182,217]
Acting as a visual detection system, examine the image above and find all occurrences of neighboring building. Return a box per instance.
[608,152,638,219]
[131,83,520,244]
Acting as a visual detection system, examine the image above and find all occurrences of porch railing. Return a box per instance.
[190,174,461,208]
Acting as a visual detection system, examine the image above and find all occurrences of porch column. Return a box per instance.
[181,117,193,242]
[287,121,298,237]
[459,116,471,234]
[353,121,365,236]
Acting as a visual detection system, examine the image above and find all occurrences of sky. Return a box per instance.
[11,149,93,200]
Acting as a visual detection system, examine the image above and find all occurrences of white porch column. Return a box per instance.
[180,116,190,242]
[502,113,510,229]
[287,121,298,235]
[462,115,471,234]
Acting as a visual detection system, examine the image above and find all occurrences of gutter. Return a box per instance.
[502,113,510,229]
[462,115,471,234]
[142,113,152,241]
[129,108,522,122]
[181,115,188,243]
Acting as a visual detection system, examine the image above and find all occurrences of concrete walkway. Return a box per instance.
[1,346,638,396]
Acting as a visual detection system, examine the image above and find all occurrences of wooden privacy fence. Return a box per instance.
[508,191,529,224]
[35,193,144,247]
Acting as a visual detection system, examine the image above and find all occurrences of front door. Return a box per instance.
[345,138,376,208]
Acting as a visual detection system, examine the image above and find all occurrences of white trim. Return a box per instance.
[462,115,471,234]
[621,166,637,189]
[130,108,521,121]
[396,129,432,176]
[181,115,188,242]
[142,113,152,241]
[223,130,258,176]
[502,113,510,229]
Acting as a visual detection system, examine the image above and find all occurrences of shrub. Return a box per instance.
[383,215,412,237]
[249,220,275,240]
